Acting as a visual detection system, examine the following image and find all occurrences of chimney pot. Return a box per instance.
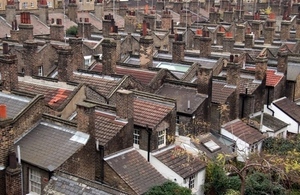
[230,54,234,62]
[3,42,9,54]
[0,104,7,119]
[8,152,17,169]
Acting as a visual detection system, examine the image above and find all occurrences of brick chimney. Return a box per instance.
[223,8,234,23]
[199,27,212,57]
[18,12,33,43]
[68,0,77,22]
[78,18,92,39]
[69,38,85,70]
[77,102,96,135]
[197,67,213,97]
[264,14,276,45]
[101,38,117,75]
[23,40,38,76]
[234,5,244,21]
[296,19,300,39]
[0,42,18,92]
[124,11,137,33]
[180,9,192,27]
[226,54,241,86]
[251,20,262,40]
[39,0,49,25]
[57,46,73,82]
[277,48,288,74]
[161,9,172,31]
[5,152,22,195]
[194,29,202,50]
[255,53,268,80]
[10,19,19,42]
[94,0,104,19]
[5,1,16,25]
[144,12,156,30]
[209,9,220,24]
[244,27,254,48]
[223,31,234,52]
[102,14,114,37]
[50,18,64,41]
[172,34,185,62]
[216,26,225,46]
[280,20,291,41]
[220,0,229,10]
[173,1,183,14]
[109,30,122,61]
[168,19,175,53]
[139,21,154,69]
[235,23,245,43]
[116,89,134,123]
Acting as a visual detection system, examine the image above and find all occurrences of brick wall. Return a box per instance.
[223,37,234,53]
[255,56,267,80]
[144,14,156,31]
[68,3,77,22]
[139,36,154,69]
[69,38,85,71]
[161,11,172,31]
[0,53,18,92]
[18,24,33,43]
[50,24,64,41]
[172,40,185,63]
[22,41,38,76]
[295,75,300,101]
[296,19,300,39]
[216,32,224,46]
[39,44,59,76]
[94,3,104,19]
[223,11,233,23]
[235,24,245,43]
[78,22,92,40]
[121,33,140,56]
[245,34,254,48]
[280,21,291,41]
[6,166,22,195]
[108,34,122,61]
[264,27,274,45]
[102,38,117,75]
[199,36,212,57]
[57,46,73,82]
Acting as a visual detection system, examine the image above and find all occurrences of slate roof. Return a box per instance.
[133,97,174,129]
[287,62,300,81]
[105,148,167,195]
[222,119,265,144]
[155,83,206,115]
[251,113,288,132]
[0,16,12,38]
[0,92,32,119]
[49,13,78,31]
[192,133,234,160]
[154,145,206,179]
[15,121,89,171]
[91,63,157,85]
[16,14,50,35]
[273,97,300,123]
[95,111,127,146]
[44,172,125,195]
[212,81,236,104]
[17,81,75,110]
[72,73,120,97]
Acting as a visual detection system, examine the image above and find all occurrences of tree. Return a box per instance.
[66,25,78,36]
[145,181,192,195]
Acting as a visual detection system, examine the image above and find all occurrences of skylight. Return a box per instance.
[202,140,221,153]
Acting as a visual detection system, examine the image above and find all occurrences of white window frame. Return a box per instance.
[29,168,41,195]
[38,66,43,76]
[133,129,139,145]
[30,2,34,7]
[250,143,258,153]
[158,129,167,148]
[22,2,28,8]
[189,174,195,189]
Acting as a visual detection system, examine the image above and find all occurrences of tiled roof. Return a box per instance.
[0,92,32,119]
[78,12,102,30]
[239,77,260,94]
[154,145,206,178]
[44,172,124,195]
[246,67,283,87]
[91,64,157,85]
[72,73,120,97]
[49,13,78,31]
[155,83,206,114]
[105,148,167,194]
[273,97,300,123]
[0,16,12,38]
[16,14,50,35]
[251,113,288,132]
[192,133,234,160]
[17,82,74,109]
[15,121,89,171]
[133,97,174,128]
[212,81,236,104]
[95,111,127,145]
[222,119,265,144]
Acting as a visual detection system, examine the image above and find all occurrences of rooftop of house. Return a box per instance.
[273,97,300,123]
[246,67,284,87]
[155,83,206,115]
[0,16,12,38]
[49,13,78,31]
[133,96,174,128]
[192,133,234,160]
[44,172,126,195]
[222,119,266,145]
[91,63,157,85]
[104,147,167,194]
[287,61,300,81]
[153,145,206,179]
[16,14,50,35]
[251,113,288,132]
[17,77,78,110]
[94,110,128,146]
[0,92,32,119]
[14,121,89,171]
[212,80,236,104]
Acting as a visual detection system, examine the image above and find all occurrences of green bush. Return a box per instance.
[146,181,191,195]
[66,25,78,36]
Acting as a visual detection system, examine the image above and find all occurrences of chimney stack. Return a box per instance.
[124,11,137,33]
[23,40,38,76]
[180,9,192,27]
[5,152,22,195]
[69,38,85,70]
[172,34,185,62]
[161,9,172,31]
[235,23,245,43]
[199,27,212,57]
[264,13,276,45]
[78,18,92,39]
[5,1,16,25]
[216,26,225,46]
[116,89,134,123]
[101,38,117,75]
[50,18,64,41]
[277,48,288,74]
[102,14,114,37]
[139,21,154,69]
[76,102,96,135]
[0,43,18,91]
[226,54,241,86]
[57,46,73,82]
[18,12,33,43]
[244,27,254,48]
[94,0,104,19]
[39,0,49,25]
[255,52,268,81]
[223,31,234,52]
[251,20,262,40]
[68,0,78,22]
[223,8,234,23]
[280,20,291,41]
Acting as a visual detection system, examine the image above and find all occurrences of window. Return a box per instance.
[133,129,139,145]
[158,129,166,148]
[250,143,258,153]
[30,2,34,7]
[22,2,28,8]
[189,174,195,189]
[38,66,43,76]
[29,168,41,194]
[47,1,52,7]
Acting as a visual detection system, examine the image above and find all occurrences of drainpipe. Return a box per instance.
[266,87,274,116]
[100,145,104,182]
[146,125,151,162]
[241,87,248,118]
[293,81,296,102]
